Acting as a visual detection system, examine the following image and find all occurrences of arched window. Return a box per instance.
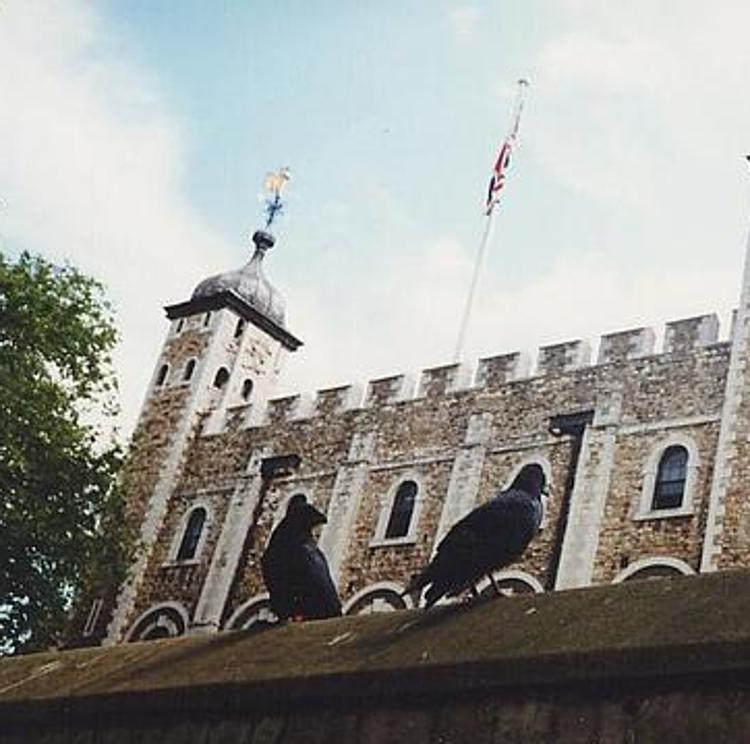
[652,445,688,510]
[126,604,188,643]
[155,363,169,387]
[183,359,196,382]
[234,318,246,338]
[176,507,206,561]
[213,367,230,389]
[241,378,254,401]
[384,481,418,539]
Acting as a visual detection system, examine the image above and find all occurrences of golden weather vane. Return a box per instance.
[262,167,291,231]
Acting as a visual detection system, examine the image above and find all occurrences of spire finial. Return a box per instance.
[262,167,291,232]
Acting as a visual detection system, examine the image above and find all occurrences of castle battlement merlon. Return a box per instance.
[197,312,730,435]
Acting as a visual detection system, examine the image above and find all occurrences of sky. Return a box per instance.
[1,1,750,436]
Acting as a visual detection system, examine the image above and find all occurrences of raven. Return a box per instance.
[405,464,547,607]
[261,494,342,621]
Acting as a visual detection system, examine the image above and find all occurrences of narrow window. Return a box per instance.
[241,378,254,401]
[82,598,104,637]
[155,363,169,387]
[183,359,196,382]
[652,446,688,510]
[203,311,212,327]
[234,318,246,339]
[385,481,418,539]
[213,367,230,389]
[175,319,184,334]
[177,507,207,561]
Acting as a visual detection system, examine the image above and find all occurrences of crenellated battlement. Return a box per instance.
[216,312,728,433]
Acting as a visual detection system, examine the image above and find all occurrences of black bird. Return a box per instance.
[261,494,342,621]
[405,464,547,607]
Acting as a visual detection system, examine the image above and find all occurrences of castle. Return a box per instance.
[70,216,750,646]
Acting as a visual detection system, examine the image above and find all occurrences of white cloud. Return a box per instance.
[0,1,232,435]
[448,6,481,41]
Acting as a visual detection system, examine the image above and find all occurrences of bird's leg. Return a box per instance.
[487,574,501,597]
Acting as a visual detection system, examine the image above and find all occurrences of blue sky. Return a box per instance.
[1,1,749,434]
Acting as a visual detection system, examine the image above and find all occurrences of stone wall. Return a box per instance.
[8,571,750,743]
[103,310,741,641]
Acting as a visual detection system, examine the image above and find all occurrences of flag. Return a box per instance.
[485,138,514,216]
[484,80,527,216]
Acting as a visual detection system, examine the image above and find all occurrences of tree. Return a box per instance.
[0,251,130,654]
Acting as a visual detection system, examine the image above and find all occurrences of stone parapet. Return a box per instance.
[7,572,750,742]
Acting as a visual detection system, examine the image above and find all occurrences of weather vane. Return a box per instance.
[262,167,291,231]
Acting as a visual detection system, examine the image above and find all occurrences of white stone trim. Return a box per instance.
[476,570,544,595]
[433,413,493,548]
[554,414,619,591]
[319,431,375,584]
[702,233,750,572]
[342,581,413,614]
[124,601,189,642]
[612,556,695,583]
[192,449,269,633]
[370,473,424,547]
[224,594,274,630]
[619,414,719,435]
[163,499,215,565]
[634,435,699,520]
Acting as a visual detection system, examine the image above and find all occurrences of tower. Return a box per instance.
[104,173,301,644]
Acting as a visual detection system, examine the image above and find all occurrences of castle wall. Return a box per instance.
[114,313,736,638]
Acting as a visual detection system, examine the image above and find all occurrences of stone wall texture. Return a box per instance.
[74,300,750,644]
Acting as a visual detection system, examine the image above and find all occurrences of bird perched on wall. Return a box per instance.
[405,464,547,607]
[261,494,342,621]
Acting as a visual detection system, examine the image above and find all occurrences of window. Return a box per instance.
[183,359,196,382]
[384,481,418,539]
[203,311,212,327]
[213,367,230,389]
[82,598,104,637]
[234,318,246,339]
[636,437,698,520]
[176,507,207,561]
[175,319,184,334]
[155,363,169,387]
[241,378,254,401]
[652,445,688,510]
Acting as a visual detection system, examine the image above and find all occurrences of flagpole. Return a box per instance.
[453,212,495,362]
[452,79,528,364]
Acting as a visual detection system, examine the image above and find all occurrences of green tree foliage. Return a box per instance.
[0,251,130,654]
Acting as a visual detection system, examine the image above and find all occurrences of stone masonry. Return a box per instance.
[69,227,750,646]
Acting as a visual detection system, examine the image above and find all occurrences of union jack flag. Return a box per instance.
[485,80,527,216]
[485,138,514,216]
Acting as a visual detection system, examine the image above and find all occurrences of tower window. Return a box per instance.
[203,312,212,327]
[176,507,207,561]
[241,378,254,401]
[175,319,184,334]
[155,364,169,387]
[384,481,418,539]
[234,318,246,339]
[652,445,688,510]
[183,359,196,382]
[213,367,230,389]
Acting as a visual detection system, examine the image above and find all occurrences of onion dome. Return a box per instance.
[191,231,286,327]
